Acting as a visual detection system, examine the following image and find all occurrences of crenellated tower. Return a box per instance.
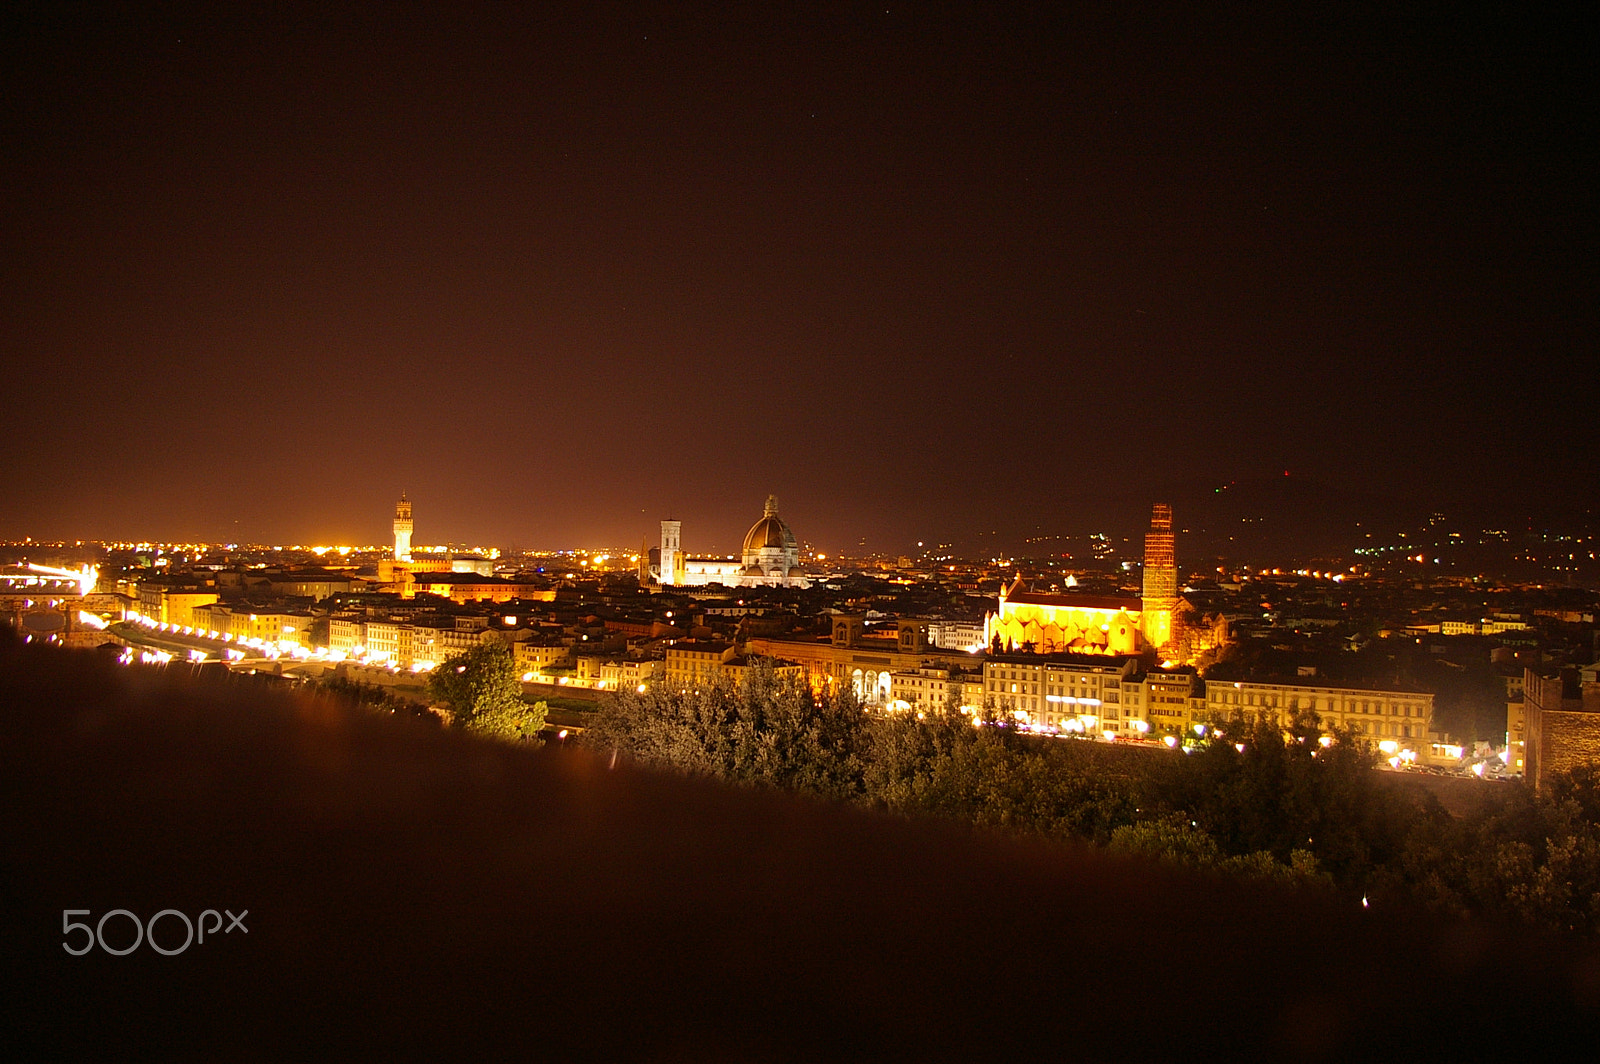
[393,493,413,563]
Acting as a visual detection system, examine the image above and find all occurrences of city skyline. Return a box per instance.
[2,476,1596,570]
[4,6,1593,548]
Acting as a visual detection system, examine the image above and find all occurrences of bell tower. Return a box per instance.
[393,493,413,563]
[1141,503,1176,648]
[659,519,681,586]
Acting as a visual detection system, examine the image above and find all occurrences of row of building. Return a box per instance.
[732,622,1438,750]
[42,493,1591,783]
[108,565,1441,754]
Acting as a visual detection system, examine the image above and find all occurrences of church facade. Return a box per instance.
[985,584,1147,656]
[984,504,1180,657]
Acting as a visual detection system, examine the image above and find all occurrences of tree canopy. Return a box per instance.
[580,666,1600,934]
[428,643,545,742]
[581,663,867,801]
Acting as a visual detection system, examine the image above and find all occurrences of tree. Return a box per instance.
[1108,815,1328,885]
[1414,785,1600,934]
[320,674,415,715]
[581,661,868,801]
[1166,709,1427,891]
[860,696,979,813]
[467,699,549,744]
[427,643,536,739]
[1546,764,1600,825]
[1108,815,1224,867]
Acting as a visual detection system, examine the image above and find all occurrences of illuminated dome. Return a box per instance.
[742,496,798,554]
[654,496,810,589]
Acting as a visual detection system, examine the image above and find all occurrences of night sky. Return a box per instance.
[4,5,1593,552]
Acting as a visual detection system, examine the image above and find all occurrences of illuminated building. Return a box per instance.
[664,640,737,684]
[136,584,220,628]
[1141,503,1176,649]
[975,667,1430,747]
[661,641,803,688]
[1132,668,1200,734]
[334,617,502,669]
[408,547,497,577]
[1505,699,1526,776]
[447,554,494,577]
[378,494,416,588]
[652,496,810,589]
[738,496,806,584]
[393,493,413,563]
[409,618,496,667]
[242,609,313,648]
[188,601,229,636]
[985,503,1182,657]
[363,620,404,663]
[986,584,1145,657]
[185,603,313,648]
[658,520,682,585]
[597,658,663,690]
[983,655,1146,735]
[406,572,553,604]
[925,620,988,652]
[887,666,984,714]
[747,620,976,704]
[374,496,500,591]
[329,615,365,657]
[1200,680,1434,755]
[1440,617,1530,636]
[514,640,573,677]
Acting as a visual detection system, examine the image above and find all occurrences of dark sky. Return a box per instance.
[3,4,1594,552]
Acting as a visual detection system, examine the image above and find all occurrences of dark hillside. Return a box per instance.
[3,644,1596,1060]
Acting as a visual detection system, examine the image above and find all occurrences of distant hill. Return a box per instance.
[1170,476,1421,563]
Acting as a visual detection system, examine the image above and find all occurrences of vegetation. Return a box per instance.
[317,674,439,726]
[463,697,550,743]
[1106,817,1325,885]
[428,643,547,743]
[583,663,1600,934]
[581,664,866,800]
[1384,783,1600,933]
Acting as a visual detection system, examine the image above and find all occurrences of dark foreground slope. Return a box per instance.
[3,644,1597,1062]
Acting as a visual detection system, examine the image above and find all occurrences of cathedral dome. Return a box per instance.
[742,495,798,553]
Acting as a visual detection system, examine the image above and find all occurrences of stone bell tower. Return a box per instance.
[393,493,414,563]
